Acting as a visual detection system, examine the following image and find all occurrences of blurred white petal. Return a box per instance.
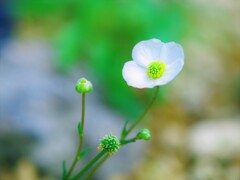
[154,58,184,86]
[132,39,164,67]
[122,61,155,88]
[160,42,184,65]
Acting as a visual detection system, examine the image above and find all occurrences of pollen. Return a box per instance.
[146,61,166,79]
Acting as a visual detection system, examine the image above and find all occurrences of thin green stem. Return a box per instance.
[84,137,140,178]
[71,151,106,180]
[66,93,86,179]
[86,154,109,180]
[120,137,137,145]
[121,86,160,140]
[67,86,159,179]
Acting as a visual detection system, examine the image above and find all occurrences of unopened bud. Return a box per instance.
[75,78,93,93]
[136,128,151,141]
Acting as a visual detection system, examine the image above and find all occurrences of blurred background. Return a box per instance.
[0,0,240,179]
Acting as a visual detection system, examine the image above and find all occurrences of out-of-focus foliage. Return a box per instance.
[12,0,190,118]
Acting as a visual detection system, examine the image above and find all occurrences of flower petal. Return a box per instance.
[132,39,164,67]
[160,42,184,65]
[122,61,156,88]
[154,58,184,86]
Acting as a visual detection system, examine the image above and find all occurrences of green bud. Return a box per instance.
[98,134,120,155]
[136,128,151,141]
[75,78,93,93]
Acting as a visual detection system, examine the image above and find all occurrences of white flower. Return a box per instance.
[122,38,184,88]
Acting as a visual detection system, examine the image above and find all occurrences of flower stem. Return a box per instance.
[65,93,86,179]
[67,86,159,179]
[71,151,106,180]
[120,137,137,145]
[84,137,141,178]
[121,86,160,140]
[86,154,109,180]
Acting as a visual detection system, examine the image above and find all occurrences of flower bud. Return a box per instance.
[98,134,120,155]
[75,78,93,93]
[136,128,151,141]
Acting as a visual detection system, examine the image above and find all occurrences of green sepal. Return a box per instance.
[61,160,67,180]
[78,122,83,137]
[121,120,129,139]
[77,147,91,160]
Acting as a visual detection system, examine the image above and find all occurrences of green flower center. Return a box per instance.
[146,61,166,79]
[99,134,120,155]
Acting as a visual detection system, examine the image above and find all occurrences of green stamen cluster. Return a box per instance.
[98,134,120,155]
[146,61,166,79]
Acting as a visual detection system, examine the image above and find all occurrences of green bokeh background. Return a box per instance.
[12,0,191,118]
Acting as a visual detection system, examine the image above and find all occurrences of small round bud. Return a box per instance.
[136,128,151,141]
[98,134,120,155]
[75,78,93,93]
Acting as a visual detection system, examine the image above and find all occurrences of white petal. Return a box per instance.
[132,39,164,67]
[160,42,184,65]
[122,61,156,88]
[154,58,184,86]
